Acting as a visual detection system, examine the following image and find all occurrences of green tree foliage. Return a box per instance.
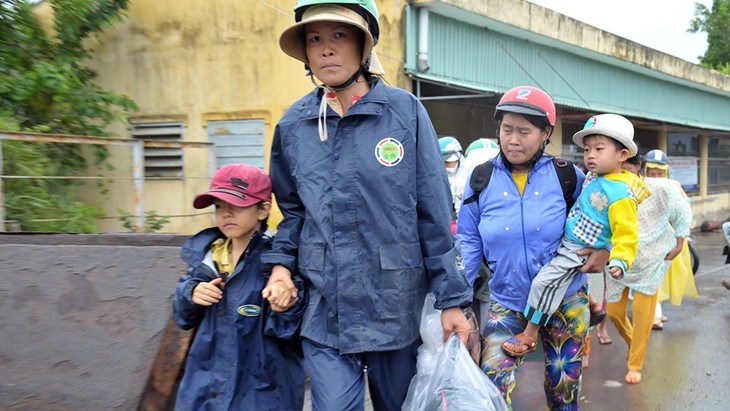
[689,0,730,74]
[117,209,171,233]
[0,0,137,232]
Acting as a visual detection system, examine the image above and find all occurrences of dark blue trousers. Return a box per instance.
[302,338,420,411]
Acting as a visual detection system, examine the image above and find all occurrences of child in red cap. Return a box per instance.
[173,163,305,410]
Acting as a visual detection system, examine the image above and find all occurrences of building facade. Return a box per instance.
[53,0,729,232]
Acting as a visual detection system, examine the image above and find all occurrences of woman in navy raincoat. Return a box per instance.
[262,1,474,409]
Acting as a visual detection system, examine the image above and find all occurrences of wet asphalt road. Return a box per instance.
[512,230,730,410]
[304,230,730,411]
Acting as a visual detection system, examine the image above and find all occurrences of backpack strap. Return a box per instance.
[462,161,495,206]
[552,157,577,212]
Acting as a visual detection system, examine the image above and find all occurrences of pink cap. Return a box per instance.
[193,163,272,209]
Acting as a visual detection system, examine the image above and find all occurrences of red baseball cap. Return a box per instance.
[193,163,272,209]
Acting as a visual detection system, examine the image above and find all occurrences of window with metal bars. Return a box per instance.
[708,136,730,194]
[206,119,266,170]
[130,122,184,179]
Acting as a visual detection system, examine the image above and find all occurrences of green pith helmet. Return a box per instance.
[464,138,500,171]
[280,0,385,76]
[293,0,380,44]
[464,138,499,157]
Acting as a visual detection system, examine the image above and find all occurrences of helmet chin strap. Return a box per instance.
[329,66,366,91]
[307,65,367,91]
[498,135,551,171]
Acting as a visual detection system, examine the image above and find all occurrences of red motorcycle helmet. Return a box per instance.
[494,86,556,127]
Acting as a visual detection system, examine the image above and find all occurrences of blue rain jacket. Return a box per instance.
[173,228,305,411]
[263,79,473,354]
[457,154,586,312]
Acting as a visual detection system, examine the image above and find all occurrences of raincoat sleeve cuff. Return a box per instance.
[173,277,205,330]
[261,252,296,274]
[424,245,473,310]
[264,277,307,340]
[181,278,202,305]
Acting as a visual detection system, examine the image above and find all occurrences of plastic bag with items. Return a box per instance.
[401,294,508,411]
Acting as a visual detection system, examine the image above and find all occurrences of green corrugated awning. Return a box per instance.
[405,5,730,133]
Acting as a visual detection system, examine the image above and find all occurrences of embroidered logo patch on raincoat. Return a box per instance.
[237,305,261,317]
[375,138,404,167]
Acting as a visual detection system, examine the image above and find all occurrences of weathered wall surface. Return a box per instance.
[79,0,411,234]
[0,234,189,410]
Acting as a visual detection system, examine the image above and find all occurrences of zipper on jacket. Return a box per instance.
[502,162,533,279]
[520,194,530,276]
[520,170,533,277]
[226,233,261,283]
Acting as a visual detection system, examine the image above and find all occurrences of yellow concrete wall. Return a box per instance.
[80,0,410,233]
[38,0,728,232]
[690,192,730,229]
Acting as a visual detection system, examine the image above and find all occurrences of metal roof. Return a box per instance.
[405,5,730,132]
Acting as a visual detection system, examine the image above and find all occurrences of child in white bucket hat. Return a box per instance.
[263,1,475,409]
[502,114,651,360]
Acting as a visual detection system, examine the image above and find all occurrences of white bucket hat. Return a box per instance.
[573,114,637,157]
[279,4,385,75]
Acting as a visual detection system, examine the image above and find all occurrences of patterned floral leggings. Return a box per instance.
[480,286,589,410]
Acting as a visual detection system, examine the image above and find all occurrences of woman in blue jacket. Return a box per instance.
[457,86,608,410]
[262,1,474,409]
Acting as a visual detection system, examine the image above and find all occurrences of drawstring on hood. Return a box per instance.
[318,86,330,142]
[309,68,369,142]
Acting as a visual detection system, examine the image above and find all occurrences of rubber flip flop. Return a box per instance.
[597,333,613,345]
[501,333,538,357]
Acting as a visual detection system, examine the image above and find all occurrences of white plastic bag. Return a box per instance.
[401,294,508,411]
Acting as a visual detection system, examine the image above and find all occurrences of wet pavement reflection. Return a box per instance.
[304,230,730,410]
[513,230,730,410]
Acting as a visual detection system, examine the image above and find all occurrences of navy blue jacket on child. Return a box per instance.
[173,228,305,411]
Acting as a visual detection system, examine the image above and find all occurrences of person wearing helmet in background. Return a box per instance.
[644,149,670,178]
[439,136,469,218]
[464,138,500,173]
[263,1,473,409]
[457,86,611,409]
[642,149,697,331]
[644,150,673,330]
[608,149,693,384]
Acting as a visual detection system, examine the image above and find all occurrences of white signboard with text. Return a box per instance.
[668,156,698,192]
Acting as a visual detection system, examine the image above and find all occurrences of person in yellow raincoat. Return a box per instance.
[607,151,693,384]
[643,150,699,331]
